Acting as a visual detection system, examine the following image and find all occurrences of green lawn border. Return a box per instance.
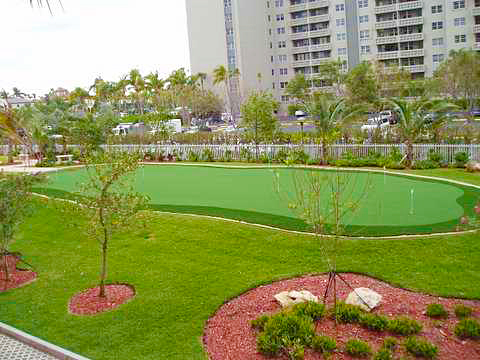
[32,164,480,237]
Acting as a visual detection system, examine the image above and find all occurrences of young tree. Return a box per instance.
[68,151,149,297]
[0,173,45,280]
[345,61,378,106]
[241,91,279,160]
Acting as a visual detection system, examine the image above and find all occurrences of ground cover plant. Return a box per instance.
[0,168,479,359]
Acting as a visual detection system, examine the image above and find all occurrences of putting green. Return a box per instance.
[35,165,480,236]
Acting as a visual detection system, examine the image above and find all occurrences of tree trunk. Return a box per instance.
[99,206,108,298]
[406,140,413,169]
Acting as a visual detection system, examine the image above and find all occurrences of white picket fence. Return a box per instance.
[1,143,480,163]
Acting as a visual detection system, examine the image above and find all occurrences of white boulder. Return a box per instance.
[274,290,319,308]
[345,287,382,312]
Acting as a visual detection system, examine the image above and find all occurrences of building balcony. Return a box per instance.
[310,57,332,66]
[398,0,423,11]
[289,0,329,12]
[474,24,480,34]
[289,28,330,40]
[375,20,398,29]
[292,60,311,67]
[402,64,425,73]
[291,43,331,54]
[377,51,399,59]
[473,7,480,16]
[376,35,399,44]
[292,57,331,68]
[398,16,423,27]
[474,42,480,50]
[375,4,397,14]
[399,48,424,57]
[289,14,329,26]
[292,46,310,54]
[399,32,424,42]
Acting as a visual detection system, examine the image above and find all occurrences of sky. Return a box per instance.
[0,0,191,97]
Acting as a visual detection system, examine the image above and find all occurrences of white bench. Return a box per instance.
[56,155,73,164]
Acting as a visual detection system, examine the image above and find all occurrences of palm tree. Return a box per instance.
[388,98,453,168]
[196,72,207,92]
[303,93,359,164]
[213,65,241,123]
[127,69,146,114]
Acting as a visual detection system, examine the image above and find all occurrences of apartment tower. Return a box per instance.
[186,0,480,104]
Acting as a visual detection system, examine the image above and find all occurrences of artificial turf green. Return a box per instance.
[0,201,479,360]
[34,165,480,236]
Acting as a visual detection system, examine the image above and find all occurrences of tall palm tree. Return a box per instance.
[388,98,453,168]
[128,69,146,114]
[196,72,207,92]
[213,65,241,123]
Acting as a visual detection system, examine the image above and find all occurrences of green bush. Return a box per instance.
[404,337,438,359]
[223,149,233,162]
[274,148,289,163]
[454,304,473,319]
[251,315,269,331]
[287,148,309,164]
[427,149,443,165]
[311,335,336,354]
[187,150,199,162]
[454,152,470,168]
[289,343,305,360]
[260,152,271,164]
[373,348,393,360]
[291,301,326,321]
[387,316,422,335]
[359,313,389,331]
[413,160,439,170]
[454,318,480,339]
[201,148,215,162]
[425,304,448,319]
[345,339,372,357]
[382,337,397,351]
[240,147,253,162]
[333,302,364,324]
[256,312,315,357]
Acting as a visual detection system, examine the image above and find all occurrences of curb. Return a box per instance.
[0,322,90,360]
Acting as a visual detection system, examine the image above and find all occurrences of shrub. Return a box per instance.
[201,148,215,162]
[187,150,199,162]
[274,148,289,163]
[404,337,438,359]
[359,313,389,332]
[345,339,372,357]
[291,301,326,321]
[387,316,422,335]
[333,302,364,324]
[260,152,271,164]
[223,149,233,162]
[454,152,469,168]
[454,304,473,319]
[289,343,305,360]
[311,335,336,354]
[413,160,439,170]
[425,304,448,319]
[373,348,393,360]
[240,147,253,162]
[256,312,315,357]
[454,318,480,339]
[427,149,443,165]
[382,337,397,351]
[251,315,269,331]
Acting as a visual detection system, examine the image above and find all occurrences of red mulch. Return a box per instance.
[68,284,135,316]
[0,269,37,292]
[204,273,480,360]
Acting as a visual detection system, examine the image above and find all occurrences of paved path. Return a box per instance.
[0,163,81,174]
[0,334,56,360]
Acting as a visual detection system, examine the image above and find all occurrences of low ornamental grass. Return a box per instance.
[454,304,473,319]
[404,337,438,359]
[425,303,448,319]
[387,316,423,336]
[454,318,480,340]
[345,338,372,358]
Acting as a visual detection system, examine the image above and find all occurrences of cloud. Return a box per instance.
[0,0,190,96]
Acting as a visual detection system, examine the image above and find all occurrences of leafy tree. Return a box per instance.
[433,49,480,111]
[286,73,311,104]
[68,151,149,297]
[0,173,44,280]
[345,61,378,105]
[315,59,347,97]
[241,91,279,160]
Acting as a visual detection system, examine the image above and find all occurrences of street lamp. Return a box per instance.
[295,110,307,145]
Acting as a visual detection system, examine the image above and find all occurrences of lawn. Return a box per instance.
[0,167,479,359]
[0,155,8,165]
[34,165,480,236]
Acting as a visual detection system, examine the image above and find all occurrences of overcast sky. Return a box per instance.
[0,0,190,96]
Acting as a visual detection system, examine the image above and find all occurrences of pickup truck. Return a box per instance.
[361,111,396,132]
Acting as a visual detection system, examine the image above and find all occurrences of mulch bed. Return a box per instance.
[0,270,37,292]
[204,273,480,360]
[68,284,135,315]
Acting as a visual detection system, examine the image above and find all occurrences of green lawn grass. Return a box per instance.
[34,165,480,236]
[0,155,8,165]
[0,200,479,360]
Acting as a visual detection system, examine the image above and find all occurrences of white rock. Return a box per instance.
[274,290,319,308]
[345,287,382,312]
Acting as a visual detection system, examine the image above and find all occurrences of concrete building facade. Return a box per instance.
[186,0,480,104]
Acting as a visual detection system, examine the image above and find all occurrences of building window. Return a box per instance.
[281,95,289,102]
[280,81,289,89]
[280,68,288,75]
[272,69,275,76]
[278,40,286,48]
[336,32,346,41]
[271,56,274,63]
[359,15,369,24]
[453,0,465,9]
[454,17,465,26]
[278,54,287,63]
[433,54,445,62]
[431,5,442,13]
[361,45,371,54]
[277,27,285,34]
[358,0,368,8]
[336,18,345,26]
[338,48,347,55]
[432,37,444,46]
[455,34,466,43]
[275,0,283,7]
[272,82,275,89]
[360,30,370,39]
[432,21,443,30]
[276,14,284,21]
[336,4,345,11]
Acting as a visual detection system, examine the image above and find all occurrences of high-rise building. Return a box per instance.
[186,0,480,104]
